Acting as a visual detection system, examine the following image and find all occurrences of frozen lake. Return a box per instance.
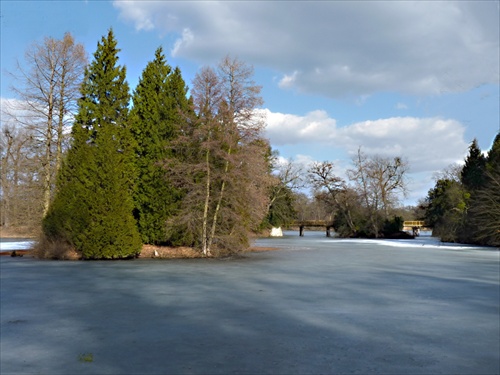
[0,238,35,252]
[1,231,499,374]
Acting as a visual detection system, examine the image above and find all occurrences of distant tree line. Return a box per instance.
[421,134,500,247]
[305,148,410,238]
[1,33,87,231]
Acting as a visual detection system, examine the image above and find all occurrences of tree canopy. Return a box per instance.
[130,47,190,245]
[423,132,500,246]
[42,29,141,259]
[6,30,498,258]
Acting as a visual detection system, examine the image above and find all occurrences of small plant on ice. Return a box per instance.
[78,353,93,363]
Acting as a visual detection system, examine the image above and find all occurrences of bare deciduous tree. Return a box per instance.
[166,56,270,256]
[347,148,408,236]
[4,33,87,216]
[265,156,303,225]
[0,118,43,231]
[308,161,357,233]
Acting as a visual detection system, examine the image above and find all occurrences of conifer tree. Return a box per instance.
[43,29,141,259]
[461,139,486,190]
[468,132,500,246]
[486,132,500,170]
[130,47,190,244]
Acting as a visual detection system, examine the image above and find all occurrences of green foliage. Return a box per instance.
[466,133,500,246]
[424,179,468,242]
[461,139,486,190]
[130,47,190,245]
[383,216,404,234]
[486,133,500,171]
[43,29,141,259]
[78,353,93,363]
[265,185,297,228]
[423,134,500,246]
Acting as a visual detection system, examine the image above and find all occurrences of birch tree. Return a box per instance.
[166,56,270,256]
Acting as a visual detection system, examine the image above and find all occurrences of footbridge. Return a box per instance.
[291,220,431,237]
[291,220,334,237]
[402,221,431,236]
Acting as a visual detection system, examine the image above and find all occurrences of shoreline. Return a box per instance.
[0,244,281,259]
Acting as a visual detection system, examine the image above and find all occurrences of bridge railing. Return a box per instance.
[403,221,426,227]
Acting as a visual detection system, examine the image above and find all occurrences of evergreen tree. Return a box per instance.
[43,29,141,259]
[461,138,492,244]
[130,47,190,244]
[486,132,500,170]
[468,132,500,246]
[424,179,468,242]
[461,139,486,190]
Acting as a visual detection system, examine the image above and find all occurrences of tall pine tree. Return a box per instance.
[43,29,141,259]
[130,47,190,244]
[468,132,500,246]
[461,139,486,190]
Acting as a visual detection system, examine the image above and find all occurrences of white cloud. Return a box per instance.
[116,2,155,31]
[264,109,468,173]
[278,71,299,89]
[262,108,469,202]
[262,109,337,145]
[172,28,194,57]
[0,97,33,127]
[336,117,468,172]
[114,1,499,97]
[396,103,408,110]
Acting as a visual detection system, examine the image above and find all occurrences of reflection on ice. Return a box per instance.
[330,237,489,250]
[0,240,35,251]
[256,229,497,252]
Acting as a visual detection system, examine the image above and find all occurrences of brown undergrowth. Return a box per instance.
[8,238,280,260]
[139,245,201,259]
[32,237,80,260]
[0,226,38,238]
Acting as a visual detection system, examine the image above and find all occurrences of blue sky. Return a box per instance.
[1,0,499,205]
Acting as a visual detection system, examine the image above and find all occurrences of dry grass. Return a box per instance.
[8,237,280,261]
[32,237,80,260]
[139,245,202,259]
[247,246,281,252]
[139,245,280,259]
[0,226,38,238]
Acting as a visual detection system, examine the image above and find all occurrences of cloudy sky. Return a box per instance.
[1,0,499,205]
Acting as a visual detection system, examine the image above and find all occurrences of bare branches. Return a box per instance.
[306,149,409,237]
[308,161,346,196]
[166,56,269,255]
[348,147,408,216]
[4,33,87,218]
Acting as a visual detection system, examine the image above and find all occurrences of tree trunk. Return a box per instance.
[202,147,211,256]
[207,145,232,255]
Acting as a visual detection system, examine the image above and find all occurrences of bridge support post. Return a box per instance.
[299,226,304,236]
